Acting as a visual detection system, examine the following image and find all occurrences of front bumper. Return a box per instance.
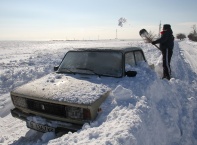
[11,108,83,132]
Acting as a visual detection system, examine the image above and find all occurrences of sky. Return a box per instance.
[0,0,197,41]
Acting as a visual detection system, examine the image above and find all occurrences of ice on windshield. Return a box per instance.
[58,51,123,77]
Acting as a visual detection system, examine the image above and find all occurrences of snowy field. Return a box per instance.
[0,39,197,145]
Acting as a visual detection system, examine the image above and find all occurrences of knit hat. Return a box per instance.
[163,24,171,30]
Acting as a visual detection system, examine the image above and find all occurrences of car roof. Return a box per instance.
[72,47,143,54]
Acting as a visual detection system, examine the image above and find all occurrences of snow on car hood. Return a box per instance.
[12,73,111,105]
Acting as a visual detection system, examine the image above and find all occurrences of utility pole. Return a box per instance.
[158,21,161,38]
[116,29,117,39]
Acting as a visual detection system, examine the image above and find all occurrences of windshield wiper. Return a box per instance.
[76,67,101,77]
[59,68,75,74]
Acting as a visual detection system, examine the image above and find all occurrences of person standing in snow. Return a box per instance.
[152,24,174,80]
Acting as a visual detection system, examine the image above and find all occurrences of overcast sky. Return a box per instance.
[0,0,197,40]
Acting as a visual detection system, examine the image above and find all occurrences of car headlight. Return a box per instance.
[11,95,27,108]
[65,106,91,120]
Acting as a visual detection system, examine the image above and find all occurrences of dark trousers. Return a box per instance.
[162,48,173,78]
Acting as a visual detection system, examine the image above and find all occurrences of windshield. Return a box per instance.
[58,51,123,77]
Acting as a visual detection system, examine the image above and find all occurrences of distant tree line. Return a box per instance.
[176,33,186,40]
[176,25,197,42]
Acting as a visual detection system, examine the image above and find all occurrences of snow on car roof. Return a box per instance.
[73,47,143,53]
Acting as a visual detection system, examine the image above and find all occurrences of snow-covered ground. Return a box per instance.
[0,39,197,145]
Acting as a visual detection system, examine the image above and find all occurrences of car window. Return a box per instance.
[125,51,145,71]
[125,52,135,66]
[58,51,123,77]
[134,51,145,63]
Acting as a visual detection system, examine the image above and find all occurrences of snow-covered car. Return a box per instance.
[10,47,147,132]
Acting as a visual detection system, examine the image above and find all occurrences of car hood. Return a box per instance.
[11,73,112,105]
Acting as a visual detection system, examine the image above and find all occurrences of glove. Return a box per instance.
[152,41,156,45]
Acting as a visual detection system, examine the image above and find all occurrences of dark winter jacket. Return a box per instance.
[153,29,174,51]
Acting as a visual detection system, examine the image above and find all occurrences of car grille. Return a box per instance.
[12,95,90,120]
[26,99,66,117]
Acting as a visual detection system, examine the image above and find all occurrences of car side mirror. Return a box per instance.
[125,71,137,77]
[54,66,59,71]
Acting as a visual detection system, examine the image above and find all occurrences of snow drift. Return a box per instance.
[0,40,197,145]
